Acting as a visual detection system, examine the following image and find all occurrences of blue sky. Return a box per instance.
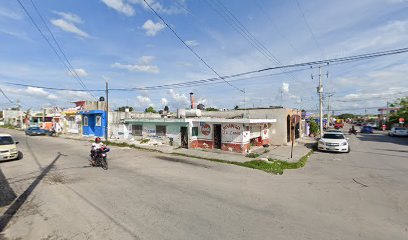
[0,0,408,114]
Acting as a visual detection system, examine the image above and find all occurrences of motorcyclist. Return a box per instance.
[90,137,104,165]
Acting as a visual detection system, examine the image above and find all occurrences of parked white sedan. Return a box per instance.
[388,127,408,137]
[318,132,350,153]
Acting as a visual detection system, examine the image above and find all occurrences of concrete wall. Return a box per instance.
[202,108,302,146]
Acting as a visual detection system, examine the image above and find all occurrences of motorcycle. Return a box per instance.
[348,128,357,135]
[91,146,110,170]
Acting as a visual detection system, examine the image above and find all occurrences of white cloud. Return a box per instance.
[0,8,22,20]
[111,56,159,73]
[142,19,165,36]
[185,40,199,47]
[160,98,168,105]
[130,0,187,15]
[53,11,82,23]
[167,89,189,107]
[101,0,135,16]
[57,90,93,101]
[341,19,408,53]
[51,18,90,38]
[26,87,58,100]
[280,82,290,94]
[136,95,154,107]
[68,68,88,77]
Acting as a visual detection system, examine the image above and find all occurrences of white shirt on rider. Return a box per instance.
[92,142,104,150]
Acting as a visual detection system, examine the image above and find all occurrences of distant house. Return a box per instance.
[80,110,107,138]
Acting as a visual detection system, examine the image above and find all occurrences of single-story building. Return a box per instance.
[124,117,276,154]
[80,110,107,137]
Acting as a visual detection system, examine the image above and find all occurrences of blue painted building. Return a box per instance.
[80,110,107,137]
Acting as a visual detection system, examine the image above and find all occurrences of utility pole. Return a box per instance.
[318,66,324,137]
[105,80,109,141]
[326,93,334,128]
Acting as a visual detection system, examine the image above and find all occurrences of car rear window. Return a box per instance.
[0,136,14,145]
[323,134,345,139]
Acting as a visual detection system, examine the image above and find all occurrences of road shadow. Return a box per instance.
[0,168,16,208]
[356,134,408,146]
[304,142,317,150]
[374,148,408,153]
[155,156,210,168]
[0,153,63,232]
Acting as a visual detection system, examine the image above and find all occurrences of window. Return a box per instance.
[95,116,102,126]
[192,127,198,136]
[0,136,14,145]
[83,116,88,126]
[156,125,166,136]
[132,125,142,136]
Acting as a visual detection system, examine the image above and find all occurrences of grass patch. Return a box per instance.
[245,152,260,158]
[140,139,150,144]
[173,150,314,175]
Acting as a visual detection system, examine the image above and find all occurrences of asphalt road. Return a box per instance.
[0,128,407,240]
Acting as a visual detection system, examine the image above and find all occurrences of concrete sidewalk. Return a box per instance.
[59,134,315,163]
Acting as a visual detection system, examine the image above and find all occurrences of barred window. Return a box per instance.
[132,125,142,136]
[156,125,166,136]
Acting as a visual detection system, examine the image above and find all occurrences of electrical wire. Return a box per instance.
[16,0,95,98]
[142,0,244,93]
[206,0,299,82]
[0,88,14,104]
[5,46,408,92]
[28,0,95,98]
[294,0,325,58]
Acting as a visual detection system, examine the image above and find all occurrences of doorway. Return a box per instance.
[180,127,188,148]
[213,124,222,149]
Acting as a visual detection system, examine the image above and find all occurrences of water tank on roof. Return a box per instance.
[185,109,202,117]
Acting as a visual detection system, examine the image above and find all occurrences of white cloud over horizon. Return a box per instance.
[50,12,90,38]
[111,56,159,73]
[142,19,165,36]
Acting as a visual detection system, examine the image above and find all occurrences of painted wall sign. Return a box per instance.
[201,123,211,136]
[222,123,243,143]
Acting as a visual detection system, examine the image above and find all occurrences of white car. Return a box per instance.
[318,132,350,153]
[0,133,22,161]
[388,127,408,137]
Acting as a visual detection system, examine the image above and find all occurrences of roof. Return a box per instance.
[125,117,277,124]
[0,133,12,137]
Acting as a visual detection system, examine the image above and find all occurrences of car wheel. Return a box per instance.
[347,147,351,153]
[16,151,23,160]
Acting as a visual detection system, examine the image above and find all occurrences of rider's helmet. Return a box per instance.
[95,137,101,143]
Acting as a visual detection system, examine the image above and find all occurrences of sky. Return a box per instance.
[0,0,408,114]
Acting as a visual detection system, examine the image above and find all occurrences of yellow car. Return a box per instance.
[0,133,22,161]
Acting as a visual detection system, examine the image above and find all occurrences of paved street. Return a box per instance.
[1,128,407,240]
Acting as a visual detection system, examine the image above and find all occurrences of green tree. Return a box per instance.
[336,113,356,119]
[144,106,157,113]
[234,105,239,110]
[389,97,408,125]
[205,107,219,111]
[116,106,134,112]
[309,118,319,136]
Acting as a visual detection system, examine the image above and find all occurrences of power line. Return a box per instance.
[5,46,408,92]
[142,0,243,93]
[254,0,301,56]
[28,0,94,98]
[206,0,299,82]
[0,88,14,104]
[16,0,95,98]
[294,0,325,58]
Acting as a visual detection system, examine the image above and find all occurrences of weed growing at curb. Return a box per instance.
[172,150,314,175]
[245,153,260,158]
